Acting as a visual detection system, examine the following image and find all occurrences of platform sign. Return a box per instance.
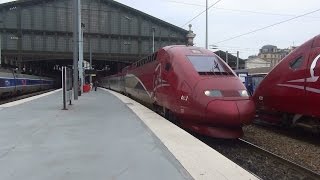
[85,69,96,75]
[62,66,73,110]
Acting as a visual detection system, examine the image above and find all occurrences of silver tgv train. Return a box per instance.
[0,68,54,98]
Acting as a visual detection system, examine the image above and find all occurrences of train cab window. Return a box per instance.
[187,55,234,75]
[165,62,171,71]
[290,56,304,69]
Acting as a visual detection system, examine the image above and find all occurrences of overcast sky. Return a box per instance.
[1,0,319,58]
[115,0,320,58]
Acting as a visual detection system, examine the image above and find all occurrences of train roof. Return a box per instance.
[163,45,214,55]
[312,34,320,47]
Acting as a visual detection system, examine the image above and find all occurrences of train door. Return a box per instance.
[161,58,173,108]
[153,55,167,105]
[305,47,320,117]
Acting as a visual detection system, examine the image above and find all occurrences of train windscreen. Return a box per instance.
[187,56,234,75]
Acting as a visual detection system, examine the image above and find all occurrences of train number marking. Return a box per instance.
[181,95,188,101]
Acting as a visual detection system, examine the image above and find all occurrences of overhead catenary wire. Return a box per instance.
[164,0,320,18]
[212,7,320,18]
[213,45,260,50]
[181,0,222,27]
[214,8,320,44]
[165,0,204,7]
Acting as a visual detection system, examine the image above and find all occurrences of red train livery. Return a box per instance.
[253,34,320,132]
[101,45,255,138]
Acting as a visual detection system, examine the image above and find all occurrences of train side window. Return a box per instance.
[290,56,304,69]
[165,62,171,71]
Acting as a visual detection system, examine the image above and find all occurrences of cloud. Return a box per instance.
[1,0,319,59]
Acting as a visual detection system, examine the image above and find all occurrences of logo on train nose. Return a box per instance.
[308,54,320,82]
[287,54,320,83]
[180,95,188,101]
[5,80,10,86]
[22,79,27,85]
[277,53,320,93]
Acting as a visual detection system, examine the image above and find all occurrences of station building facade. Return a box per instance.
[0,0,188,71]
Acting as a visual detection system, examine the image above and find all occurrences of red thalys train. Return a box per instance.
[253,34,320,132]
[101,45,255,138]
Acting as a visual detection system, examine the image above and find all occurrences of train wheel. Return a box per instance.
[281,113,293,128]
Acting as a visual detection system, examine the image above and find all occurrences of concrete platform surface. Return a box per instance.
[0,89,192,180]
[105,89,258,180]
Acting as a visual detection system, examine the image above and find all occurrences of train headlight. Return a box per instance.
[204,90,222,97]
[239,90,249,97]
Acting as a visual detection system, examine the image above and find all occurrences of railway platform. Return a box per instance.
[0,88,257,180]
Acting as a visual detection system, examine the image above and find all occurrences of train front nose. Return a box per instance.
[205,99,255,126]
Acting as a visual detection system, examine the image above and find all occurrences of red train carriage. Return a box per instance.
[253,34,320,132]
[102,45,255,138]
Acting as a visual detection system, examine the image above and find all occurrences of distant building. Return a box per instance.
[245,57,271,69]
[247,55,258,59]
[258,45,296,67]
[247,67,272,75]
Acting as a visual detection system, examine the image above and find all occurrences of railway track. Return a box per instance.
[252,119,320,146]
[198,136,320,180]
[238,138,320,180]
[0,89,55,105]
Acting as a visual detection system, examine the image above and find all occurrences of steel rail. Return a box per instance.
[0,89,54,105]
[239,138,320,180]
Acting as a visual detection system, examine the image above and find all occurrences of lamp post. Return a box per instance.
[151,27,155,52]
[73,0,80,100]
[79,22,85,94]
[226,50,228,64]
[0,32,1,67]
[123,15,131,54]
[89,39,92,85]
[0,21,2,67]
[205,0,208,49]
[236,51,239,70]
